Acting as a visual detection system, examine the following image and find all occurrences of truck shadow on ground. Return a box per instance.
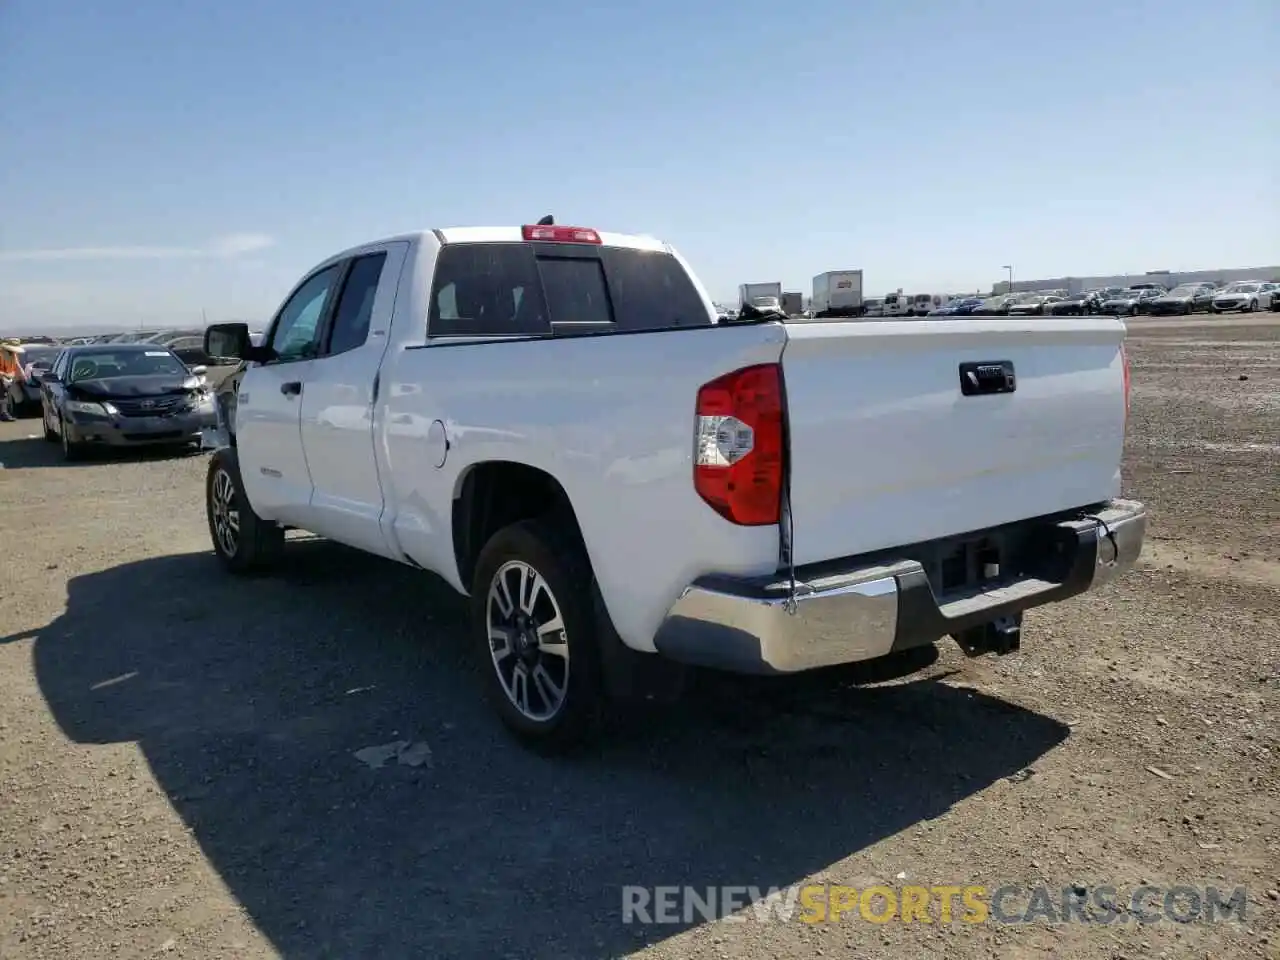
[22,543,1069,959]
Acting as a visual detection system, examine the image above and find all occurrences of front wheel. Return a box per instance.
[61,417,86,462]
[471,518,605,751]
[206,447,284,574]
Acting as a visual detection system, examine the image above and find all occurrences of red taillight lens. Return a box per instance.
[521,224,602,244]
[693,364,784,525]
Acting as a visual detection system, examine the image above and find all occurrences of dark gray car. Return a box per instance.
[1100,289,1162,316]
[39,344,217,461]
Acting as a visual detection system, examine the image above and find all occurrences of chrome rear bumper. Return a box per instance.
[653,498,1147,675]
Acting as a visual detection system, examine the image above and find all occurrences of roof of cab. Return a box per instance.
[435,226,668,252]
[332,227,669,255]
[310,226,672,279]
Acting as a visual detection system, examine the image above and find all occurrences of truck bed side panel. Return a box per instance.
[380,324,787,651]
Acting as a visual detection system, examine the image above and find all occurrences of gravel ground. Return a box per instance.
[1,316,1277,960]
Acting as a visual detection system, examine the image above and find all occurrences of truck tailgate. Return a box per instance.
[780,316,1127,567]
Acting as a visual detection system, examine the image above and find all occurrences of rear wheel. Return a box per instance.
[206,447,284,574]
[471,518,605,751]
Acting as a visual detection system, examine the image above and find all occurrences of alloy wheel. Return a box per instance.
[486,560,570,722]
[210,468,240,557]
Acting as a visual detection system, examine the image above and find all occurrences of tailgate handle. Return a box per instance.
[959,361,1016,396]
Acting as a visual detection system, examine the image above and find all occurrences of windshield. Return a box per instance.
[1221,283,1259,294]
[67,349,189,382]
[1168,285,1202,296]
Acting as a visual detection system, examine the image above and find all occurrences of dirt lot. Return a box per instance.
[1,316,1277,960]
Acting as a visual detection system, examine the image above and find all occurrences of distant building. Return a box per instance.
[992,265,1280,296]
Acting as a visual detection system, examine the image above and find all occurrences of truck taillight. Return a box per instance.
[693,364,784,525]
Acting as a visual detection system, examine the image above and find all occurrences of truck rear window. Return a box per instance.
[603,248,710,330]
[427,242,711,338]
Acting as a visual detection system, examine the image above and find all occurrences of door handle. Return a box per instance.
[281,381,302,397]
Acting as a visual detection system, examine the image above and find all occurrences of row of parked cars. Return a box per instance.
[0,329,247,460]
[928,280,1280,318]
[53,326,240,366]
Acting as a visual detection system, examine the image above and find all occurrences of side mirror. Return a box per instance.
[204,323,271,364]
[190,365,208,377]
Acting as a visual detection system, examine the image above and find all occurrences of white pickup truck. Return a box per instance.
[201,221,1147,749]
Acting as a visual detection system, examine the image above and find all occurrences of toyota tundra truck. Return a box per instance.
[200,221,1147,749]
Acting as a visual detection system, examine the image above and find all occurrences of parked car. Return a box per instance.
[1146,284,1216,315]
[1049,291,1103,316]
[38,343,216,460]
[1008,295,1066,317]
[928,297,985,316]
[197,220,1146,749]
[1211,282,1270,313]
[968,295,1019,316]
[1100,288,1162,316]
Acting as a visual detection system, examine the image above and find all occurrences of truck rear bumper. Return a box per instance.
[653,498,1147,675]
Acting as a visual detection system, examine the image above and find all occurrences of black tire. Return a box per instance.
[42,409,57,442]
[60,417,86,462]
[206,447,284,574]
[471,517,605,751]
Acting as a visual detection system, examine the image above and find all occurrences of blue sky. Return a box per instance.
[1,0,1276,328]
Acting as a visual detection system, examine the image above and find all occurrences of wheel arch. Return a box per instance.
[451,460,584,593]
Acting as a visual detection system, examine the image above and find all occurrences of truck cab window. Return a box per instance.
[602,249,711,331]
[428,244,549,337]
[326,253,387,355]
[538,257,612,328]
[271,265,341,361]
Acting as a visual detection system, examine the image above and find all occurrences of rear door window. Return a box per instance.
[325,253,387,354]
